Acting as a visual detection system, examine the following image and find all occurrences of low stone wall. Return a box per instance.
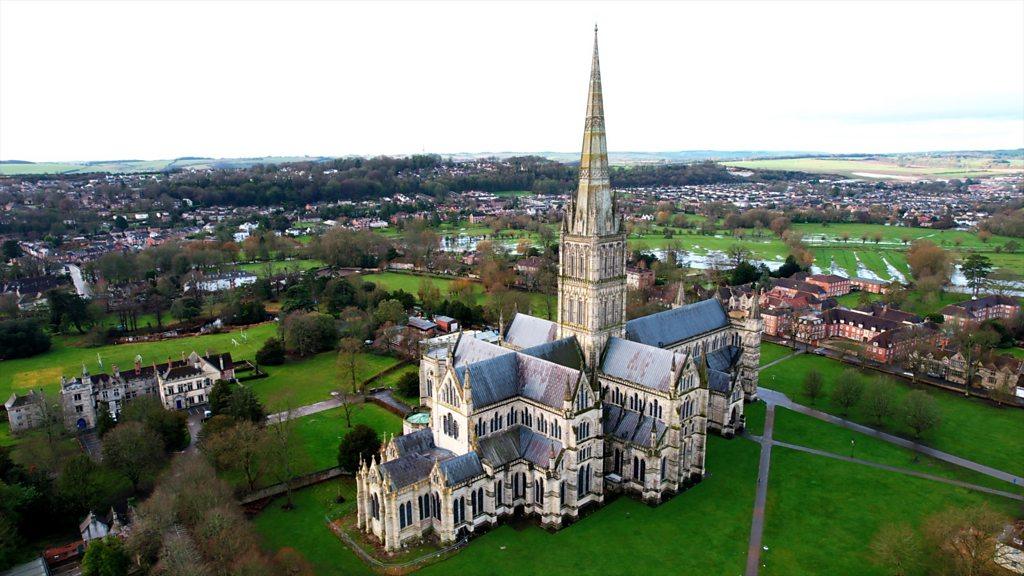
[240,466,343,506]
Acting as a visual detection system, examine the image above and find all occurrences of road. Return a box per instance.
[758,387,1024,486]
[744,404,775,576]
[266,397,343,424]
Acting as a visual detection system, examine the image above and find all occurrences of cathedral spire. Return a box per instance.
[568,25,615,237]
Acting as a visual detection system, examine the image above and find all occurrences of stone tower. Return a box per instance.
[732,293,763,401]
[558,26,627,370]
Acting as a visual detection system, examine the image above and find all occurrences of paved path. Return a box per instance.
[369,389,412,414]
[266,397,343,424]
[745,404,775,576]
[772,440,1024,502]
[79,430,102,462]
[758,387,1024,486]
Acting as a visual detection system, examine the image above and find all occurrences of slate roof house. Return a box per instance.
[356,29,763,552]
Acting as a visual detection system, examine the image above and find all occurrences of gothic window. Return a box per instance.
[475,419,485,437]
[496,480,503,506]
[535,479,544,504]
[433,492,441,520]
[613,448,623,474]
[578,420,590,440]
[399,501,413,528]
[513,472,527,499]
[371,494,380,520]
[576,386,588,411]
[553,419,561,439]
[661,457,667,481]
[633,457,647,483]
[453,497,466,525]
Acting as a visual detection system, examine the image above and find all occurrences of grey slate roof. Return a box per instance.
[704,345,740,373]
[392,428,435,457]
[520,336,583,370]
[454,336,512,367]
[602,404,666,448]
[380,453,435,490]
[455,353,519,408]
[439,452,483,486]
[706,369,733,393]
[454,349,581,410]
[504,313,559,348]
[477,425,562,469]
[625,298,729,348]
[600,337,682,392]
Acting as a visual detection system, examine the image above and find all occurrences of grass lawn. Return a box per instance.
[361,272,554,320]
[290,403,403,476]
[419,435,758,576]
[760,342,793,366]
[0,421,14,447]
[253,480,371,576]
[745,400,766,437]
[760,353,1024,476]
[236,259,325,277]
[0,322,279,402]
[762,447,1021,576]
[247,351,400,411]
[771,407,1021,493]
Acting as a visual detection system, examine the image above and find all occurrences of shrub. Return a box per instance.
[255,337,286,365]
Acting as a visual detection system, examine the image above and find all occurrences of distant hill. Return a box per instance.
[2,149,1021,176]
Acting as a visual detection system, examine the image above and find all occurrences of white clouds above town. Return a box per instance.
[1,0,1022,161]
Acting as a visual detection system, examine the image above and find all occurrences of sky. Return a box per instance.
[1,0,1023,161]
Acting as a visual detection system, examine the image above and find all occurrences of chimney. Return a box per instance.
[112,365,120,378]
[134,358,142,375]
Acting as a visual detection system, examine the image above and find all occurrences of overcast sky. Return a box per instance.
[2,0,1023,161]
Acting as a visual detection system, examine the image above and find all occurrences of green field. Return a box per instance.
[0,323,278,402]
[771,406,1021,493]
[760,354,1024,476]
[248,350,400,411]
[760,342,793,366]
[361,272,554,319]
[724,156,1023,180]
[235,258,325,277]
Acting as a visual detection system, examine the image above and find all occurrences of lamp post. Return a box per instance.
[850,439,856,458]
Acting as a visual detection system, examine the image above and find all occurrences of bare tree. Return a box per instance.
[923,505,1010,576]
[869,522,922,576]
[337,337,366,428]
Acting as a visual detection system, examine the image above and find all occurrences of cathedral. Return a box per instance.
[355,28,763,552]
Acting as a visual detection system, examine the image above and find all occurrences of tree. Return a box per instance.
[337,424,382,473]
[960,253,993,297]
[902,390,941,441]
[120,396,190,451]
[1,239,22,260]
[0,319,51,359]
[831,369,864,416]
[923,505,1009,576]
[256,336,286,365]
[906,240,952,284]
[863,378,896,426]
[263,415,299,510]
[169,295,203,322]
[227,386,266,423]
[102,422,165,492]
[373,299,407,327]
[81,536,130,576]
[280,311,338,357]
[202,420,265,492]
[802,370,824,405]
[208,380,235,415]
[396,371,419,400]
[47,290,96,334]
[868,523,921,576]
[726,244,752,267]
[337,337,366,427]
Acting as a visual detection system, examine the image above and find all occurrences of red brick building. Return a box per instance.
[941,294,1022,328]
[805,274,852,297]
